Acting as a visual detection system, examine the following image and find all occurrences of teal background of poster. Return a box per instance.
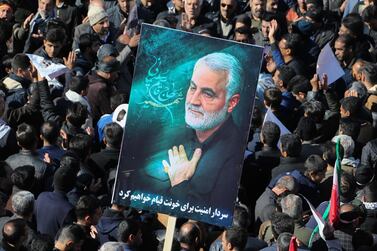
[113,24,264,227]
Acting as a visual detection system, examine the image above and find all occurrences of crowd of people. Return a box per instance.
[0,0,377,250]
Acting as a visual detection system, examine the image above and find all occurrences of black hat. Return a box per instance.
[355,165,375,187]
[53,167,76,193]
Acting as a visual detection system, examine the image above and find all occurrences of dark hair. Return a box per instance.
[281,33,301,55]
[341,96,361,117]
[44,28,66,44]
[276,65,296,88]
[30,234,54,251]
[277,232,293,251]
[336,34,356,51]
[294,116,317,141]
[104,122,123,148]
[271,212,294,239]
[362,5,377,23]
[117,219,141,242]
[361,63,377,84]
[69,76,89,94]
[264,87,282,109]
[56,224,86,244]
[68,134,92,161]
[322,141,344,166]
[303,101,325,122]
[340,172,356,203]
[2,219,27,246]
[342,13,364,38]
[362,180,377,202]
[235,14,251,27]
[306,6,322,22]
[110,93,128,111]
[59,153,80,174]
[224,227,248,251]
[234,26,253,37]
[261,121,280,146]
[339,117,361,140]
[66,102,88,127]
[290,76,310,94]
[232,204,250,229]
[280,134,302,157]
[41,121,59,144]
[304,154,326,174]
[78,33,100,53]
[10,165,35,190]
[16,123,36,149]
[261,12,275,22]
[11,54,31,71]
[178,222,200,247]
[75,195,100,220]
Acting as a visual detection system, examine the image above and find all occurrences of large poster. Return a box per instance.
[112,24,263,227]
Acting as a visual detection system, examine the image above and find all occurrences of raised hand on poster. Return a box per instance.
[162,145,202,187]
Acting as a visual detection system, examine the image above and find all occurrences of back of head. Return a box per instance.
[341,96,361,118]
[69,76,89,94]
[303,101,325,122]
[104,122,123,148]
[294,116,317,141]
[96,55,120,74]
[280,194,303,220]
[16,123,36,150]
[223,226,248,251]
[75,195,100,221]
[264,87,282,109]
[339,117,361,140]
[11,53,31,72]
[59,153,80,174]
[110,93,128,111]
[332,135,355,158]
[12,190,34,217]
[236,14,251,27]
[78,33,100,53]
[2,218,27,247]
[30,234,54,251]
[276,175,298,193]
[261,121,280,147]
[66,102,88,128]
[290,76,310,94]
[362,5,377,23]
[41,121,60,145]
[232,203,250,229]
[348,81,368,101]
[361,62,377,84]
[56,224,86,247]
[362,180,377,202]
[280,134,302,157]
[68,134,92,161]
[271,212,294,239]
[53,167,76,193]
[10,165,35,190]
[342,13,364,38]
[304,154,327,174]
[117,219,141,243]
[99,241,124,251]
[277,232,293,251]
[178,222,200,249]
[322,141,344,167]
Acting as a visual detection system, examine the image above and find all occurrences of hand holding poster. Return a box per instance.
[316,43,345,85]
[112,24,263,227]
[27,54,68,80]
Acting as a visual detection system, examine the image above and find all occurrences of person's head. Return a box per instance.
[322,141,344,167]
[30,234,54,251]
[184,0,202,19]
[338,117,361,140]
[172,0,184,12]
[96,56,120,82]
[38,0,54,19]
[290,75,310,101]
[0,0,14,21]
[340,96,361,118]
[275,175,298,195]
[362,5,377,30]
[11,53,33,81]
[117,219,142,247]
[340,172,357,203]
[303,100,325,122]
[103,122,123,148]
[10,165,35,190]
[178,222,200,251]
[332,135,355,158]
[361,62,377,86]
[66,102,88,128]
[361,180,377,202]
[273,65,296,91]
[2,219,27,249]
[355,164,375,188]
[334,35,355,63]
[220,0,237,20]
[339,13,364,38]
[110,93,128,111]
[234,26,254,44]
[11,191,34,219]
[16,123,37,150]
[280,134,302,157]
[294,116,317,141]
[232,203,250,229]
[304,154,326,183]
[68,134,92,162]
[352,59,367,81]
[117,0,130,14]
[249,0,264,20]
[347,81,368,102]
[271,212,294,240]
[263,87,282,109]
[185,53,242,132]
[40,120,60,145]
[97,44,119,62]
[53,167,77,193]
[54,224,86,251]
[278,33,301,58]
[140,0,155,8]
[280,194,303,220]
[43,28,65,58]
[75,195,102,226]
[221,227,248,251]
[260,121,280,147]
[78,33,101,59]
[276,232,294,251]
[99,242,124,251]
[88,6,110,36]
[266,0,278,13]
[234,14,251,30]
[69,76,89,96]
[59,154,80,174]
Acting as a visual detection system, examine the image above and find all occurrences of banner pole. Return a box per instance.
[163,216,177,251]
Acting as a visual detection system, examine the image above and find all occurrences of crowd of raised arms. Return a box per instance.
[0,0,377,250]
